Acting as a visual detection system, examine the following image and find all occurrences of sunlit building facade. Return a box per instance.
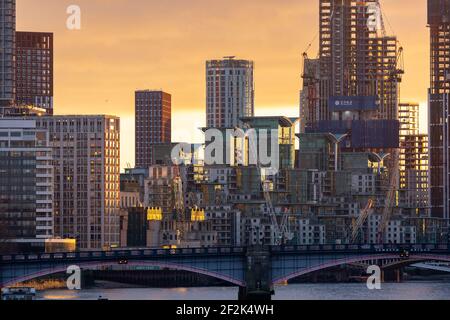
[35,115,121,250]
[206,57,254,128]
[398,102,429,215]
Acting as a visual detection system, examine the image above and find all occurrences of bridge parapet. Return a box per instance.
[1,244,449,265]
[0,247,246,265]
[270,243,450,255]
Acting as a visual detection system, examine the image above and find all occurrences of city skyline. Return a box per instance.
[3,0,450,303]
[16,0,429,169]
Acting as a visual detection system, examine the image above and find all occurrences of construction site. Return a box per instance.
[297,0,442,244]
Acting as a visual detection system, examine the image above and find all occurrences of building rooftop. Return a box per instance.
[241,116,298,128]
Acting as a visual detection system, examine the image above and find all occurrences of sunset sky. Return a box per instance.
[18,0,430,169]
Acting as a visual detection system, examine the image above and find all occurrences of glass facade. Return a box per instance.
[0,119,53,244]
[428,0,450,220]
[0,0,16,109]
[0,150,37,238]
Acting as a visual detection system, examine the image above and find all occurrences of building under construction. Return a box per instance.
[301,0,402,131]
[398,103,429,216]
[299,0,405,242]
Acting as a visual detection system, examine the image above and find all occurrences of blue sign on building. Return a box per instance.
[329,96,379,112]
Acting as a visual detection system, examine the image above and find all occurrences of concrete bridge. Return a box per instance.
[1,243,450,300]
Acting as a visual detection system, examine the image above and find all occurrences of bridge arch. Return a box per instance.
[272,254,450,285]
[381,255,450,270]
[1,260,246,288]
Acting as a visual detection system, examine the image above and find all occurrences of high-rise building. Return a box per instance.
[398,103,429,215]
[399,102,420,190]
[15,32,53,113]
[0,0,16,111]
[428,0,450,220]
[297,1,404,242]
[135,90,171,168]
[206,57,254,128]
[301,0,401,128]
[0,119,53,251]
[300,1,402,224]
[35,115,121,250]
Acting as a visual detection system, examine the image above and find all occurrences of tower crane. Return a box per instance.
[349,199,374,243]
[243,124,293,246]
[301,53,320,111]
[393,46,404,83]
[363,1,403,243]
[377,150,400,243]
[172,175,186,244]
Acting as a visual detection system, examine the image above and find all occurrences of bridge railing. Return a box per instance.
[271,243,450,254]
[0,247,246,264]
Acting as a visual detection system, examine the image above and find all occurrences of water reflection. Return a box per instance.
[38,282,450,301]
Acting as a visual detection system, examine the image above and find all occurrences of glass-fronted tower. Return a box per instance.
[0,119,53,252]
[428,0,450,221]
[0,0,16,111]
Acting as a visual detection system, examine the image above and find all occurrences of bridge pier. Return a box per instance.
[382,268,404,283]
[396,268,403,283]
[238,246,273,301]
[81,270,95,288]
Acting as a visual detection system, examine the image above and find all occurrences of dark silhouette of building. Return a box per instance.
[0,0,16,112]
[428,0,450,221]
[135,90,171,168]
[15,31,53,114]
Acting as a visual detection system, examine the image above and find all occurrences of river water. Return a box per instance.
[38,281,450,300]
